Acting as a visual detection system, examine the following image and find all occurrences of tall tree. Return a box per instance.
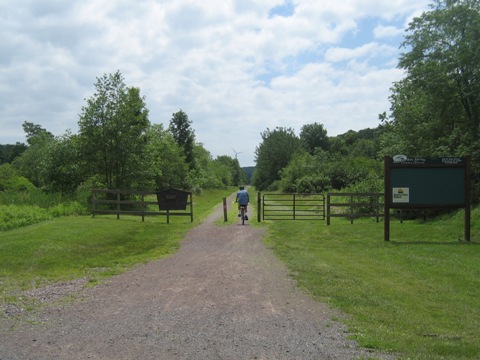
[253,127,302,191]
[43,132,83,195]
[78,71,150,189]
[144,124,188,190]
[214,155,247,186]
[169,110,196,170]
[300,122,328,154]
[22,121,54,146]
[393,0,480,149]
[13,124,55,188]
[385,0,480,201]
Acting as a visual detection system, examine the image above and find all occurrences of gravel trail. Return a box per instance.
[0,196,395,359]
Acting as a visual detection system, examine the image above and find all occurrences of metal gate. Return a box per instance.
[262,193,325,221]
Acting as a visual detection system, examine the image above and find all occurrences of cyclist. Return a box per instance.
[235,186,249,220]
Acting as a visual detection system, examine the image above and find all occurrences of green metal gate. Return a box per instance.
[262,193,325,221]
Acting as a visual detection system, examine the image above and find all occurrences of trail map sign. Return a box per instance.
[384,156,471,241]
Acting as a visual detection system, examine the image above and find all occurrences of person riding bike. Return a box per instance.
[235,186,249,220]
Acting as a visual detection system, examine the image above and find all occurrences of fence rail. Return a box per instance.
[327,192,384,225]
[262,193,325,221]
[92,189,193,223]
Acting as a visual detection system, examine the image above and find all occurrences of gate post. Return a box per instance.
[223,197,228,222]
[257,192,261,222]
[326,193,330,225]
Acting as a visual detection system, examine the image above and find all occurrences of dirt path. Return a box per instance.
[0,195,394,359]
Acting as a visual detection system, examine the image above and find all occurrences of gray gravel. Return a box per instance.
[0,196,396,359]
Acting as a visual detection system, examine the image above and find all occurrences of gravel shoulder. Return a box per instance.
[0,195,395,359]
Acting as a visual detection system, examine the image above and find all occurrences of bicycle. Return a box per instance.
[239,205,247,225]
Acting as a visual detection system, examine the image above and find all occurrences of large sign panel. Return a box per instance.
[384,156,471,241]
[388,157,467,207]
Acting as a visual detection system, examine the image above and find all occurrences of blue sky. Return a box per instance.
[0,0,431,166]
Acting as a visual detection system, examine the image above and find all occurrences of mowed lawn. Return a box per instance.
[0,189,234,296]
[265,208,480,359]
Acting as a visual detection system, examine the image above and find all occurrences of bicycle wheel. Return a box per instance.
[241,207,245,225]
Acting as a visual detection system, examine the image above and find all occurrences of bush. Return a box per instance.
[75,175,106,209]
[0,163,36,192]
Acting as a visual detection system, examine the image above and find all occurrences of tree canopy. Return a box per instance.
[78,71,150,189]
[387,0,480,199]
[169,110,196,170]
[252,127,302,191]
[4,2,480,207]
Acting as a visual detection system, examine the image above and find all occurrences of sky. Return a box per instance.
[0,0,432,167]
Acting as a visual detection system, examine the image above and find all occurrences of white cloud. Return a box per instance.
[0,0,431,166]
[324,43,397,63]
[374,25,404,39]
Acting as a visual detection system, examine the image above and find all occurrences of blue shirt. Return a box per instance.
[236,189,249,205]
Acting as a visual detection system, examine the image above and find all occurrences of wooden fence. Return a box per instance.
[326,192,384,225]
[91,189,193,223]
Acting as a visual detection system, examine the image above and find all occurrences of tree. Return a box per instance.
[252,127,302,191]
[213,155,247,187]
[22,121,54,146]
[169,110,196,170]
[78,71,150,189]
[144,124,188,190]
[277,151,330,193]
[392,0,480,147]
[0,163,36,191]
[299,122,328,154]
[400,0,480,130]
[386,0,480,201]
[13,127,55,188]
[0,143,27,164]
[43,132,83,195]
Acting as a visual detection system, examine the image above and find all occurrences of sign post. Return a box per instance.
[384,156,471,241]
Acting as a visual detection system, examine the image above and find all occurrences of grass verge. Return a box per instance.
[264,208,480,359]
[0,188,234,304]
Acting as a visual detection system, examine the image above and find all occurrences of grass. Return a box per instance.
[264,208,480,359]
[0,188,236,300]
[3,187,479,358]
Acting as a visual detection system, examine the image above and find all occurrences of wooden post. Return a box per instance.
[384,156,391,241]
[257,192,261,222]
[92,190,96,218]
[190,192,193,222]
[116,191,120,220]
[465,155,471,241]
[223,197,227,222]
[293,194,296,220]
[326,193,331,225]
[350,194,354,224]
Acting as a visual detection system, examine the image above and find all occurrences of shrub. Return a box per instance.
[0,163,36,192]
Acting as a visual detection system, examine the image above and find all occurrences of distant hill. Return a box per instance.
[242,166,255,184]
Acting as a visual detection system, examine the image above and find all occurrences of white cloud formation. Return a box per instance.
[0,0,431,166]
[374,25,404,39]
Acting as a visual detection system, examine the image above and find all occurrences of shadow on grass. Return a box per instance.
[388,240,480,246]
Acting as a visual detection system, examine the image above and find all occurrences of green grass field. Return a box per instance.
[0,188,235,296]
[264,208,480,359]
[1,189,479,358]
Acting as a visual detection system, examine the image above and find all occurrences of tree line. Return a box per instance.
[253,0,480,204]
[1,0,479,204]
[0,71,247,197]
